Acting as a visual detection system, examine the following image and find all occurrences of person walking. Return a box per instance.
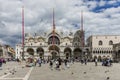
[95,58,98,66]
[38,58,42,67]
[49,60,53,70]
[0,58,3,70]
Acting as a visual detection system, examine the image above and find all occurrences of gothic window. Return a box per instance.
[99,40,103,45]
[109,40,113,45]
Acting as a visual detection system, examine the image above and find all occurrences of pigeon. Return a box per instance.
[4,73,7,75]
[71,72,74,75]
[84,72,86,74]
[105,70,109,73]
[12,72,14,75]
[106,77,110,80]
[14,70,17,72]
[9,71,12,73]
[22,66,24,68]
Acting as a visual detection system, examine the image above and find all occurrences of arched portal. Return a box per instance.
[64,47,72,59]
[73,48,82,59]
[49,45,60,59]
[27,48,34,56]
[36,47,44,59]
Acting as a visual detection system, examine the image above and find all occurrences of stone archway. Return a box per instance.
[64,47,72,59]
[36,47,44,59]
[49,45,60,59]
[73,48,82,59]
[51,51,58,60]
[27,48,34,56]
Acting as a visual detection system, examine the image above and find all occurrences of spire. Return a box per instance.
[81,11,83,31]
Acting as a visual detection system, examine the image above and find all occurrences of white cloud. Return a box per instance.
[0,0,120,47]
[99,1,106,7]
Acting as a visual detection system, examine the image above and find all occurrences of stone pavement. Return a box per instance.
[0,62,120,80]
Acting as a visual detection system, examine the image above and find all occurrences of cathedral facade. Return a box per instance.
[15,29,89,60]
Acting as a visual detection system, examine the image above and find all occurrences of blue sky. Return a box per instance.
[0,0,120,47]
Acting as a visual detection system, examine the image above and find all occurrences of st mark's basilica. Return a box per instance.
[16,11,91,60]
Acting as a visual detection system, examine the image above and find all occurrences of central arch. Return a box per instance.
[27,48,34,56]
[73,48,82,59]
[48,36,60,45]
[64,47,72,59]
[36,47,44,59]
[49,45,60,59]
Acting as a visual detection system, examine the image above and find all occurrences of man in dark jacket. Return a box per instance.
[0,58,3,70]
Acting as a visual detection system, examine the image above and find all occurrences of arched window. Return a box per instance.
[99,40,103,45]
[98,51,100,54]
[48,36,60,45]
[109,40,113,45]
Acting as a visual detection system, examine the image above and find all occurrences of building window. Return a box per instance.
[99,40,103,45]
[98,51,99,54]
[109,40,113,45]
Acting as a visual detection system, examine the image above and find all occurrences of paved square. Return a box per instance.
[0,62,120,80]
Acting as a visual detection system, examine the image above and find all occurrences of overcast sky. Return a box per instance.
[0,0,120,48]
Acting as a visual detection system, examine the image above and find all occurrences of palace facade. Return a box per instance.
[87,35,120,61]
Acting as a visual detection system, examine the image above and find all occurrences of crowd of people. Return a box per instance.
[0,58,7,70]
[22,57,114,71]
[0,57,113,70]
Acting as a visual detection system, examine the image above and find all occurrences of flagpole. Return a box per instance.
[22,6,25,60]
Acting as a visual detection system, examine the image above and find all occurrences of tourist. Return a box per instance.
[34,58,37,66]
[49,59,53,70]
[38,58,42,67]
[58,58,62,67]
[81,58,84,64]
[64,58,68,67]
[95,58,98,66]
[55,60,59,70]
[0,58,3,70]
[84,58,87,65]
